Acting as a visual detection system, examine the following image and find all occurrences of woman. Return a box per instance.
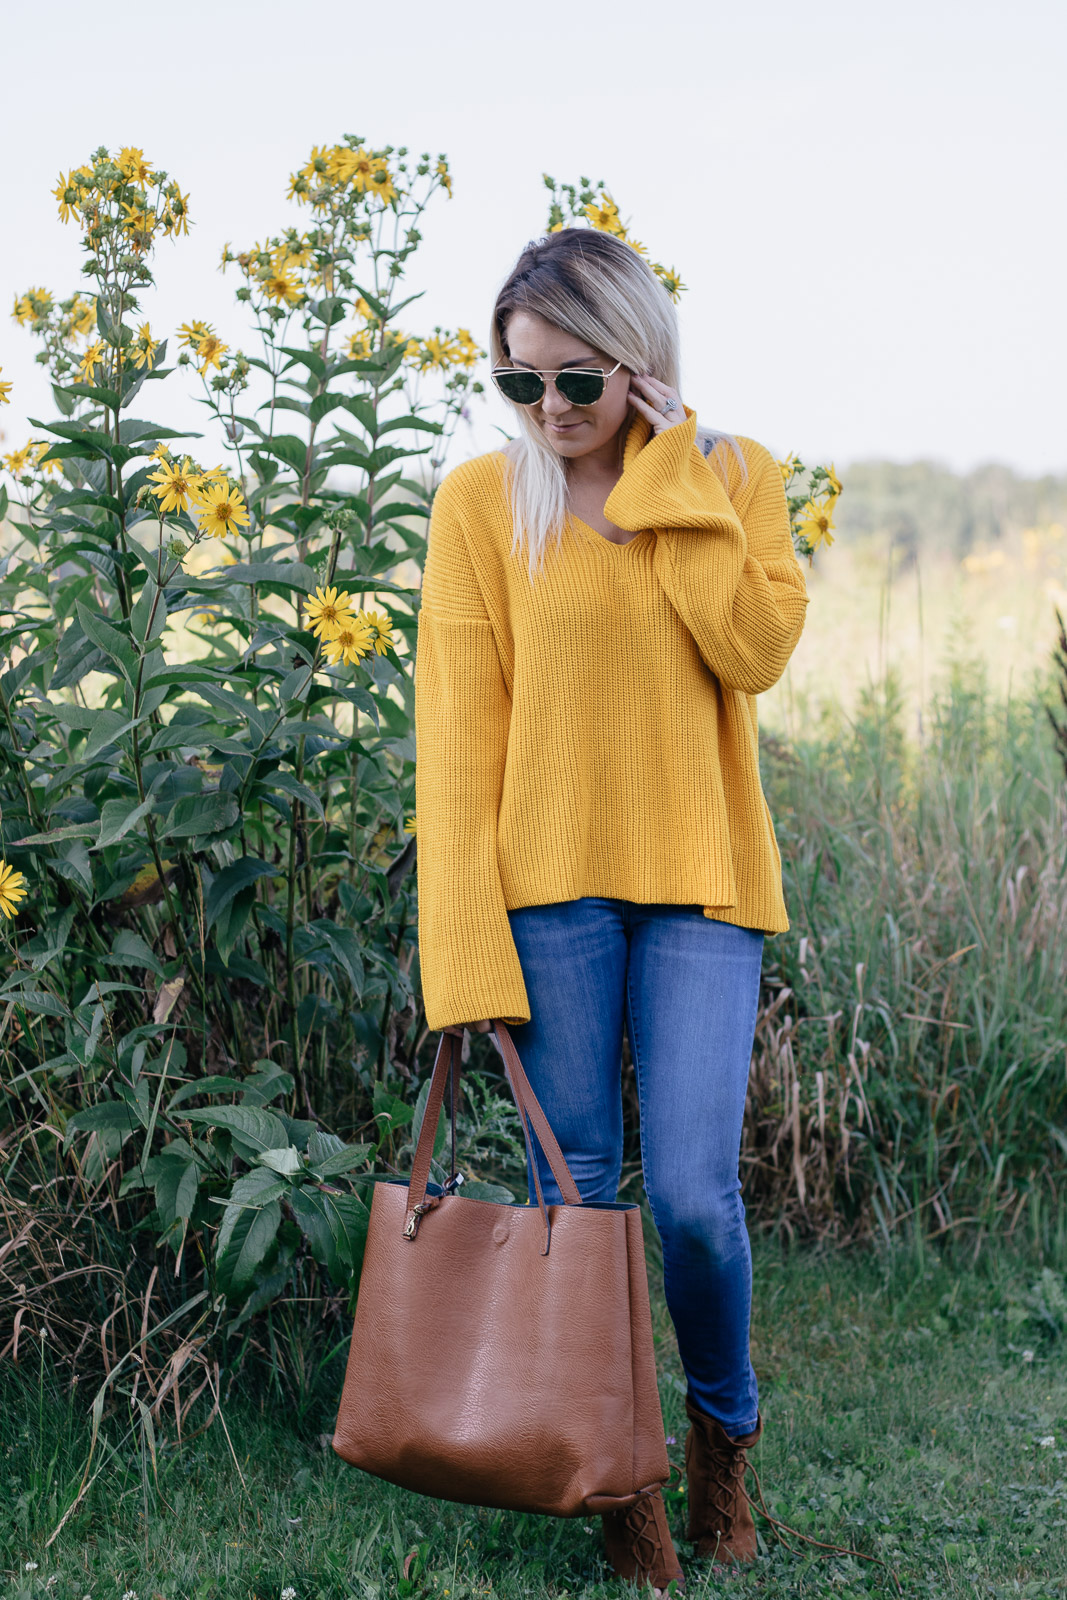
[413,226,809,1591]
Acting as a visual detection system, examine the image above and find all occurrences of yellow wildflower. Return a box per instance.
[195,333,228,376]
[366,159,397,205]
[53,171,81,224]
[347,329,374,360]
[78,340,106,384]
[306,585,357,639]
[3,444,33,474]
[346,149,377,191]
[327,146,363,185]
[354,296,373,320]
[778,453,800,485]
[420,335,453,370]
[0,369,11,405]
[117,147,154,184]
[796,498,836,551]
[128,322,159,370]
[193,480,251,539]
[69,296,96,338]
[0,860,28,919]
[122,201,152,237]
[435,158,452,198]
[282,239,314,271]
[625,237,649,258]
[178,319,213,349]
[452,328,481,369]
[655,267,686,303]
[261,267,302,306]
[161,187,191,237]
[360,607,395,656]
[585,199,621,232]
[321,618,374,667]
[299,145,331,181]
[403,814,417,835]
[13,288,52,326]
[148,457,203,515]
[824,462,842,499]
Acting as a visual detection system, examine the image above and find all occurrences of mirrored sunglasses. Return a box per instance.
[491,360,623,407]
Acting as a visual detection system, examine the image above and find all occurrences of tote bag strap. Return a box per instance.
[404,1021,583,1253]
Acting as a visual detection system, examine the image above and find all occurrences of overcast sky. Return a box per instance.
[2,0,1064,478]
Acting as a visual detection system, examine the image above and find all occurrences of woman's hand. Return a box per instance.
[468,1019,494,1033]
[627,372,688,435]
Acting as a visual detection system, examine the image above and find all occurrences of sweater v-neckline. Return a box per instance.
[568,512,652,552]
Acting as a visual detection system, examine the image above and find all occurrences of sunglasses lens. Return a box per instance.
[493,370,545,404]
[555,370,606,405]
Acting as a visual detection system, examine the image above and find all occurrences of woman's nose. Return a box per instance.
[540,378,573,416]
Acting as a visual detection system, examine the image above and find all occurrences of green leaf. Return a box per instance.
[309,919,364,995]
[289,1184,370,1285]
[204,858,280,931]
[154,1157,200,1228]
[215,1169,284,1298]
[93,795,154,850]
[10,822,97,847]
[308,1142,374,1178]
[53,838,93,896]
[63,381,121,409]
[215,885,256,965]
[460,1181,516,1203]
[75,600,139,681]
[278,346,327,380]
[84,712,134,762]
[63,1100,142,1149]
[3,988,71,1018]
[378,414,444,437]
[256,434,308,474]
[264,771,325,821]
[182,1105,290,1156]
[255,1146,304,1176]
[129,573,168,644]
[307,295,347,328]
[52,620,109,690]
[160,791,239,841]
[104,929,165,977]
[52,382,77,418]
[308,392,349,427]
[224,561,319,595]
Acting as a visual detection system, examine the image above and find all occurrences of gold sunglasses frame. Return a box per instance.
[490,359,624,406]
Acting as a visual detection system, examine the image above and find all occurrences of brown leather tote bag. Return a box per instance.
[331,1020,671,1517]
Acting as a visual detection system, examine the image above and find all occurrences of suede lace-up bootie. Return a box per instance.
[601,1486,686,1594]
[684,1397,764,1565]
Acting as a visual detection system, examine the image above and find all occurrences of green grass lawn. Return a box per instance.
[4,1227,1065,1600]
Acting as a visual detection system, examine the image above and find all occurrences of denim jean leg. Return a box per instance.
[625,908,764,1436]
[503,898,629,1205]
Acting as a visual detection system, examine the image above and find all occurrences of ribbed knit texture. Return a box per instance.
[413,406,810,1031]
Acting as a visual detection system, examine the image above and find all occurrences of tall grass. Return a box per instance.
[747,632,1067,1253]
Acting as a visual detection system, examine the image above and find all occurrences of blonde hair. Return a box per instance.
[490,228,745,581]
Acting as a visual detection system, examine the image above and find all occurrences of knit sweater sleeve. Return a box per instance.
[413,474,531,1032]
[604,416,810,696]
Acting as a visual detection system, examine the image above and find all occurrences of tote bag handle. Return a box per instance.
[404,1022,583,1253]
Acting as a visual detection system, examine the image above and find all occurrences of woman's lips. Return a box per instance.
[546,420,584,433]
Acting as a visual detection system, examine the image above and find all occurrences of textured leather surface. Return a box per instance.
[332,1022,670,1516]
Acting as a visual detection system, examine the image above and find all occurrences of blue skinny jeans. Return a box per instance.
[502,897,763,1436]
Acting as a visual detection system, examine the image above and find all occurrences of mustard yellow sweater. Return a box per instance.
[413,406,809,1031]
